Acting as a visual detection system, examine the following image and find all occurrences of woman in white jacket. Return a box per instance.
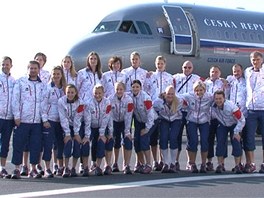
[153,85,183,173]
[181,81,213,173]
[41,66,66,178]
[109,82,134,174]
[130,80,154,174]
[58,84,87,178]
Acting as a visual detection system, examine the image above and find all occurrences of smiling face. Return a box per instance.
[131,82,141,95]
[51,68,62,84]
[210,66,221,81]
[232,65,243,79]
[88,54,98,72]
[93,87,104,102]
[62,57,72,71]
[156,59,166,72]
[1,58,12,75]
[165,87,175,103]
[28,62,40,79]
[112,60,121,72]
[182,61,193,76]
[251,55,263,71]
[130,54,140,69]
[194,86,205,98]
[214,92,225,107]
[66,87,77,101]
[115,83,125,98]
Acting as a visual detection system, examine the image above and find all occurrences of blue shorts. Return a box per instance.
[134,118,150,153]
[186,121,209,152]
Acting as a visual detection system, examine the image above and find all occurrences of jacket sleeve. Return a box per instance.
[99,100,112,136]
[153,98,163,112]
[210,105,217,120]
[101,74,107,94]
[107,117,114,136]
[76,71,84,92]
[124,99,134,135]
[58,99,71,136]
[143,75,154,97]
[83,105,91,138]
[232,106,245,134]
[12,80,21,120]
[41,87,49,122]
[144,98,154,133]
[73,104,84,135]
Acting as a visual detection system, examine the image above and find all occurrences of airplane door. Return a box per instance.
[162,5,194,55]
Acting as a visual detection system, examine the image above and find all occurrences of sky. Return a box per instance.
[0,0,263,78]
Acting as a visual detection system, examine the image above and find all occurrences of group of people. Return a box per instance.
[0,50,263,180]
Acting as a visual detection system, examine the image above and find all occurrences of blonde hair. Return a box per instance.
[165,85,178,113]
[114,81,126,91]
[61,55,77,78]
[130,51,140,59]
[93,84,104,94]
[155,55,166,63]
[193,81,206,92]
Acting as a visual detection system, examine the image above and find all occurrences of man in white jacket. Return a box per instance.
[212,90,245,174]
[0,56,16,178]
[244,51,264,173]
[11,61,46,179]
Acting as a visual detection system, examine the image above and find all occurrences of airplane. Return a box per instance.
[67,2,264,77]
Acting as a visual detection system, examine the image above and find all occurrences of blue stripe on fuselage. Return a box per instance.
[161,35,263,48]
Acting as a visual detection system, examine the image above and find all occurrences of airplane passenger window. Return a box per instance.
[241,32,246,40]
[93,21,120,32]
[257,34,262,42]
[136,21,152,35]
[249,33,254,41]
[207,29,213,38]
[224,31,229,39]
[233,32,238,40]
[216,30,221,39]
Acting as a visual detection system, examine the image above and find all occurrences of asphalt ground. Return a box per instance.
[0,135,263,198]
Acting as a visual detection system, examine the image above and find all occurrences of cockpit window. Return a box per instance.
[93,21,120,32]
[136,21,152,35]
[119,21,137,34]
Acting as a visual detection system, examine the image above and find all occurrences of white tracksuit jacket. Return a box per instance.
[41,82,65,122]
[77,68,101,102]
[145,70,174,100]
[0,71,15,120]
[102,71,126,98]
[12,76,46,123]
[88,97,112,136]
[226,75,247,116]
[182,92,213,124]
[129,90,154,133]
[153,97,183,122]
[122,66,147,92]
[58,95,84,136]
[211,100,245,134]
[64,68,77,86]
[109,93,134,135]
[173,73,201,94]
[244,67,264,110]
[39,68,50,84]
